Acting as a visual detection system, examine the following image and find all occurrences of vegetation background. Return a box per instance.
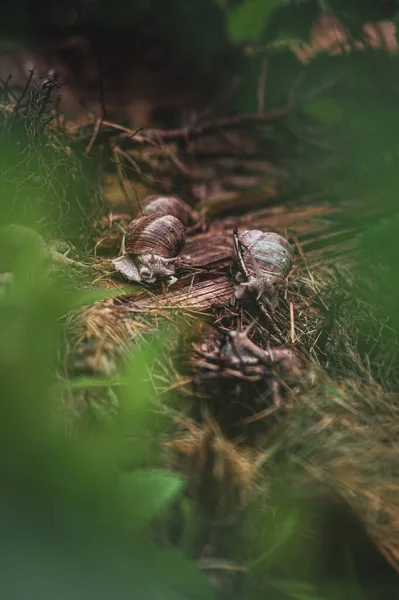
[1,1,399,599]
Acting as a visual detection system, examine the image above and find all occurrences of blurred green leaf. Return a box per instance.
[222,0,276,42]
[247,510,301,570]
[1,499,215,600]
[116,469,184,530]
[316,0,333,13]
[265,0,319,42]
[270,579,325,600]
[53,376,123,391]
[69,286,137,310]
[303,98,344,125]
[180,497,198,556]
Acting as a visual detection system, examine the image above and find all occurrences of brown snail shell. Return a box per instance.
[139,194,194,227]
[232,229,292,309]
[112,214,186,284]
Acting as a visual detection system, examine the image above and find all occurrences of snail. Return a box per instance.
[232,228,292,310]
[112,214,186,285]
[139,194,195,227]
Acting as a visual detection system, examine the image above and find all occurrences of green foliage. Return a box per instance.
[0,182,214,599]
[302,98,343,124]
[0,89,102,248]
[218,0,276,42]
[356,213,399,335]
[269,579,326,600]
[2,1,399,597]
[116,469,184,531]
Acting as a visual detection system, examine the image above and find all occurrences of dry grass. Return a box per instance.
[282,375,399,572]
[164,413,268,519]
[65,214,399,572]
[40,67,399,577]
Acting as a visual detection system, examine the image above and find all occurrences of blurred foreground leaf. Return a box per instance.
[269,578,325,600]
[303,97,344,124]
[0,218,213,600]
[218,0,276,42]
[116,469,184,531]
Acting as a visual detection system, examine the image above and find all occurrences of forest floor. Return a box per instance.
[1,39,399,598]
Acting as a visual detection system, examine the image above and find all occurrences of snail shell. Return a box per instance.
[112,214,186,284]
[232,229,292,309]
[140,194,194,226]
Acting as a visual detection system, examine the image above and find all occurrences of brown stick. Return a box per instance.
[72,76,339,150]
[71,105,289,147]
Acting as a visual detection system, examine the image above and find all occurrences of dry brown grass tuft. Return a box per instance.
[164,413,268,519]
[281,375,399,571]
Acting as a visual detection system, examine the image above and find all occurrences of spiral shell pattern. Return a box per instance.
[233,230,292,280]
[140,195,193,227]
[124,214,186,258]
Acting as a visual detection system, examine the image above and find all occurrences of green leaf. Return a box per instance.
[52,376,123,391]
[316,0,333,13]
[270,579,326,600]
[118,333,165,428]
[225,0,276,43]
[180,497,198,556]
[265,1,320,42]
[116,469,184,530]
[303,98,344,125]
[69,286,136,310]
[247,511,301,570]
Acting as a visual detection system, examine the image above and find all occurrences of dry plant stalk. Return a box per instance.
[286,375,399,573]
[164,415,267,519]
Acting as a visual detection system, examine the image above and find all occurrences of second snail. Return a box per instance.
[112,194,193,285]
[232,228,293,311]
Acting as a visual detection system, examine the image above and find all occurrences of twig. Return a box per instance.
[151,130,194,177]
[50,250,89,269]
[233,227,250,280]
[240,405,280,424]
[195,559,247,572]
[196,76,241,121]
[290,300,296,344]
[72,76,341,151]
[13,69,34,113]
[257,57,268,115]
[112,146,132,206]
[145,107,289,141]
[115,147,142,174]
[71,106,288,147]
[85,118,102,155]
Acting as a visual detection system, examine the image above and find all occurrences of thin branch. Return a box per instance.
[13,69,34,113]
[71,105,288,147]
[85,118,102,155]
[71,76,341,149]
[112,146,132,206]
[257,57,268,115]
[145,105,289,141]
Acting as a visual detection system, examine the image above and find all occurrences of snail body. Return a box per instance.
[140,194,194,226]
[112,214,186,284]
[232,229,292,310]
